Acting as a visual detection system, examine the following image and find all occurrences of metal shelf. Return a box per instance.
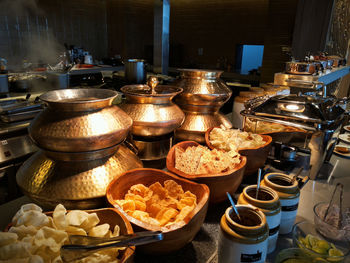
[274,65,350,87]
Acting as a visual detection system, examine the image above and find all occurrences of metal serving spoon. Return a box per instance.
[61,230,163,262]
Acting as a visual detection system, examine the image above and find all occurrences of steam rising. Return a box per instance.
[0,0,64,69]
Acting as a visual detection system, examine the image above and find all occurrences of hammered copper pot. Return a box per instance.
[119,85,185,137]
[174,69,232,143]
[29,89,133,152]
[16,143,143,210]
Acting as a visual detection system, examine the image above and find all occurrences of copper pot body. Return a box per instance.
[120,85,185,137]
[16,143,143,210]
[29,89,133,152]
[174,69,232,143]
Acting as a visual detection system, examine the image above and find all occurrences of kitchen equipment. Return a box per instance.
[0,74,8,93]
[125,59,147,84]
[238,185,281,253]
[285,61,316,75]
[166,140,246,203]
[226,192,242,223]
[62,231,163,262]
[29,89,132,152]
[120,84,184,162]
[232,91,262,129]
[54,208,135,263]
[174,69,233,144]
[106,168,209,254]
[218,205,269,263]
[261,172,300,234]
[0,95,45,204]
[16,144,143,209]
[17,89,143,209]
[241,94,346,179]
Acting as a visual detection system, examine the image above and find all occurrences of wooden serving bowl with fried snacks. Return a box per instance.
[106,168,209,254]
[5,208,134,263]
[205,127,272,176]
[166,141,246,203]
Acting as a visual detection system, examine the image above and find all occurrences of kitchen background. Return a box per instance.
[0,0,349,82]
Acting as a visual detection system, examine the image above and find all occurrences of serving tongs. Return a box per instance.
[324,183,344,229]
[61,230,163,262]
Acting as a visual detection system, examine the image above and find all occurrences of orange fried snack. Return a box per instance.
[115,180,197,227]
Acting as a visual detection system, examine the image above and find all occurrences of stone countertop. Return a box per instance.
[0,156,349,262]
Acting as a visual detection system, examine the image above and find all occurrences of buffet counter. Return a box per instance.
[0,154,348,263]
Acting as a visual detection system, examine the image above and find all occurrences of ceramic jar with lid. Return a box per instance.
[238,185,281,253]
[218,205,269,263]
[174,69,232,144]
[261,172,300,234]
[232,91,262,129]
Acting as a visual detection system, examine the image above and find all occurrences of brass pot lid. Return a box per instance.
[121,85,183,98]
[39,88,120,111]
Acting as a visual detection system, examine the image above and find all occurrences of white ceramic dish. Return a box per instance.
[334,145,350,158]
[343,125,350,133]
[339,134,350,144]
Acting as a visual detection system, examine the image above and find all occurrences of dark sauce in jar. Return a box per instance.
[230,209,261,226]
[247,189,274,201]
[270,177,292,186]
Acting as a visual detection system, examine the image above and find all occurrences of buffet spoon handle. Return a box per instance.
[61,231,163,262]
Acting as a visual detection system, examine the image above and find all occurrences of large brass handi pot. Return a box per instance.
[174,69,232,143]
[16,143,143,210]
[119,85,185,137]
[29,89,133,152]
[175,69,232,106]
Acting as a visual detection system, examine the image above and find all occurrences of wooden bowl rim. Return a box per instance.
[205,126,272,152]
[5,207,135,262]
[106,168,210,233]
[166,140,247,179]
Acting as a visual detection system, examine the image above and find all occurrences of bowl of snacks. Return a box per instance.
[205,126,271,176]
[314,202,350,242]
[106,168,210,254]
[292,220,348,262]
[166,140,246,203]
[2,203,134,262]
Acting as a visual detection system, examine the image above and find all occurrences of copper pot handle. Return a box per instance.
[124,140,139,155]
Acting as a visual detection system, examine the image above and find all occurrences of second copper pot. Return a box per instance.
[29,89,133,152]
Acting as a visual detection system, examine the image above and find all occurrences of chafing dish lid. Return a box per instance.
[246,94,344,124]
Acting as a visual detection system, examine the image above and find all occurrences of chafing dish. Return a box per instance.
[241,94,346,179]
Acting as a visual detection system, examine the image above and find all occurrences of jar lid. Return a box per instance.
[239,91,258,98]
[249,87,264,93]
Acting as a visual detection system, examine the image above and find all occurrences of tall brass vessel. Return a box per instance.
[174,69,232,143]
[120,84,185,161]
[17,89,143,209]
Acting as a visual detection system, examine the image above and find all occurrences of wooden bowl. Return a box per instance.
[5,208,134,263]
[166,141,246,203]
[106,168,209,254]
[205,127,272,176]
